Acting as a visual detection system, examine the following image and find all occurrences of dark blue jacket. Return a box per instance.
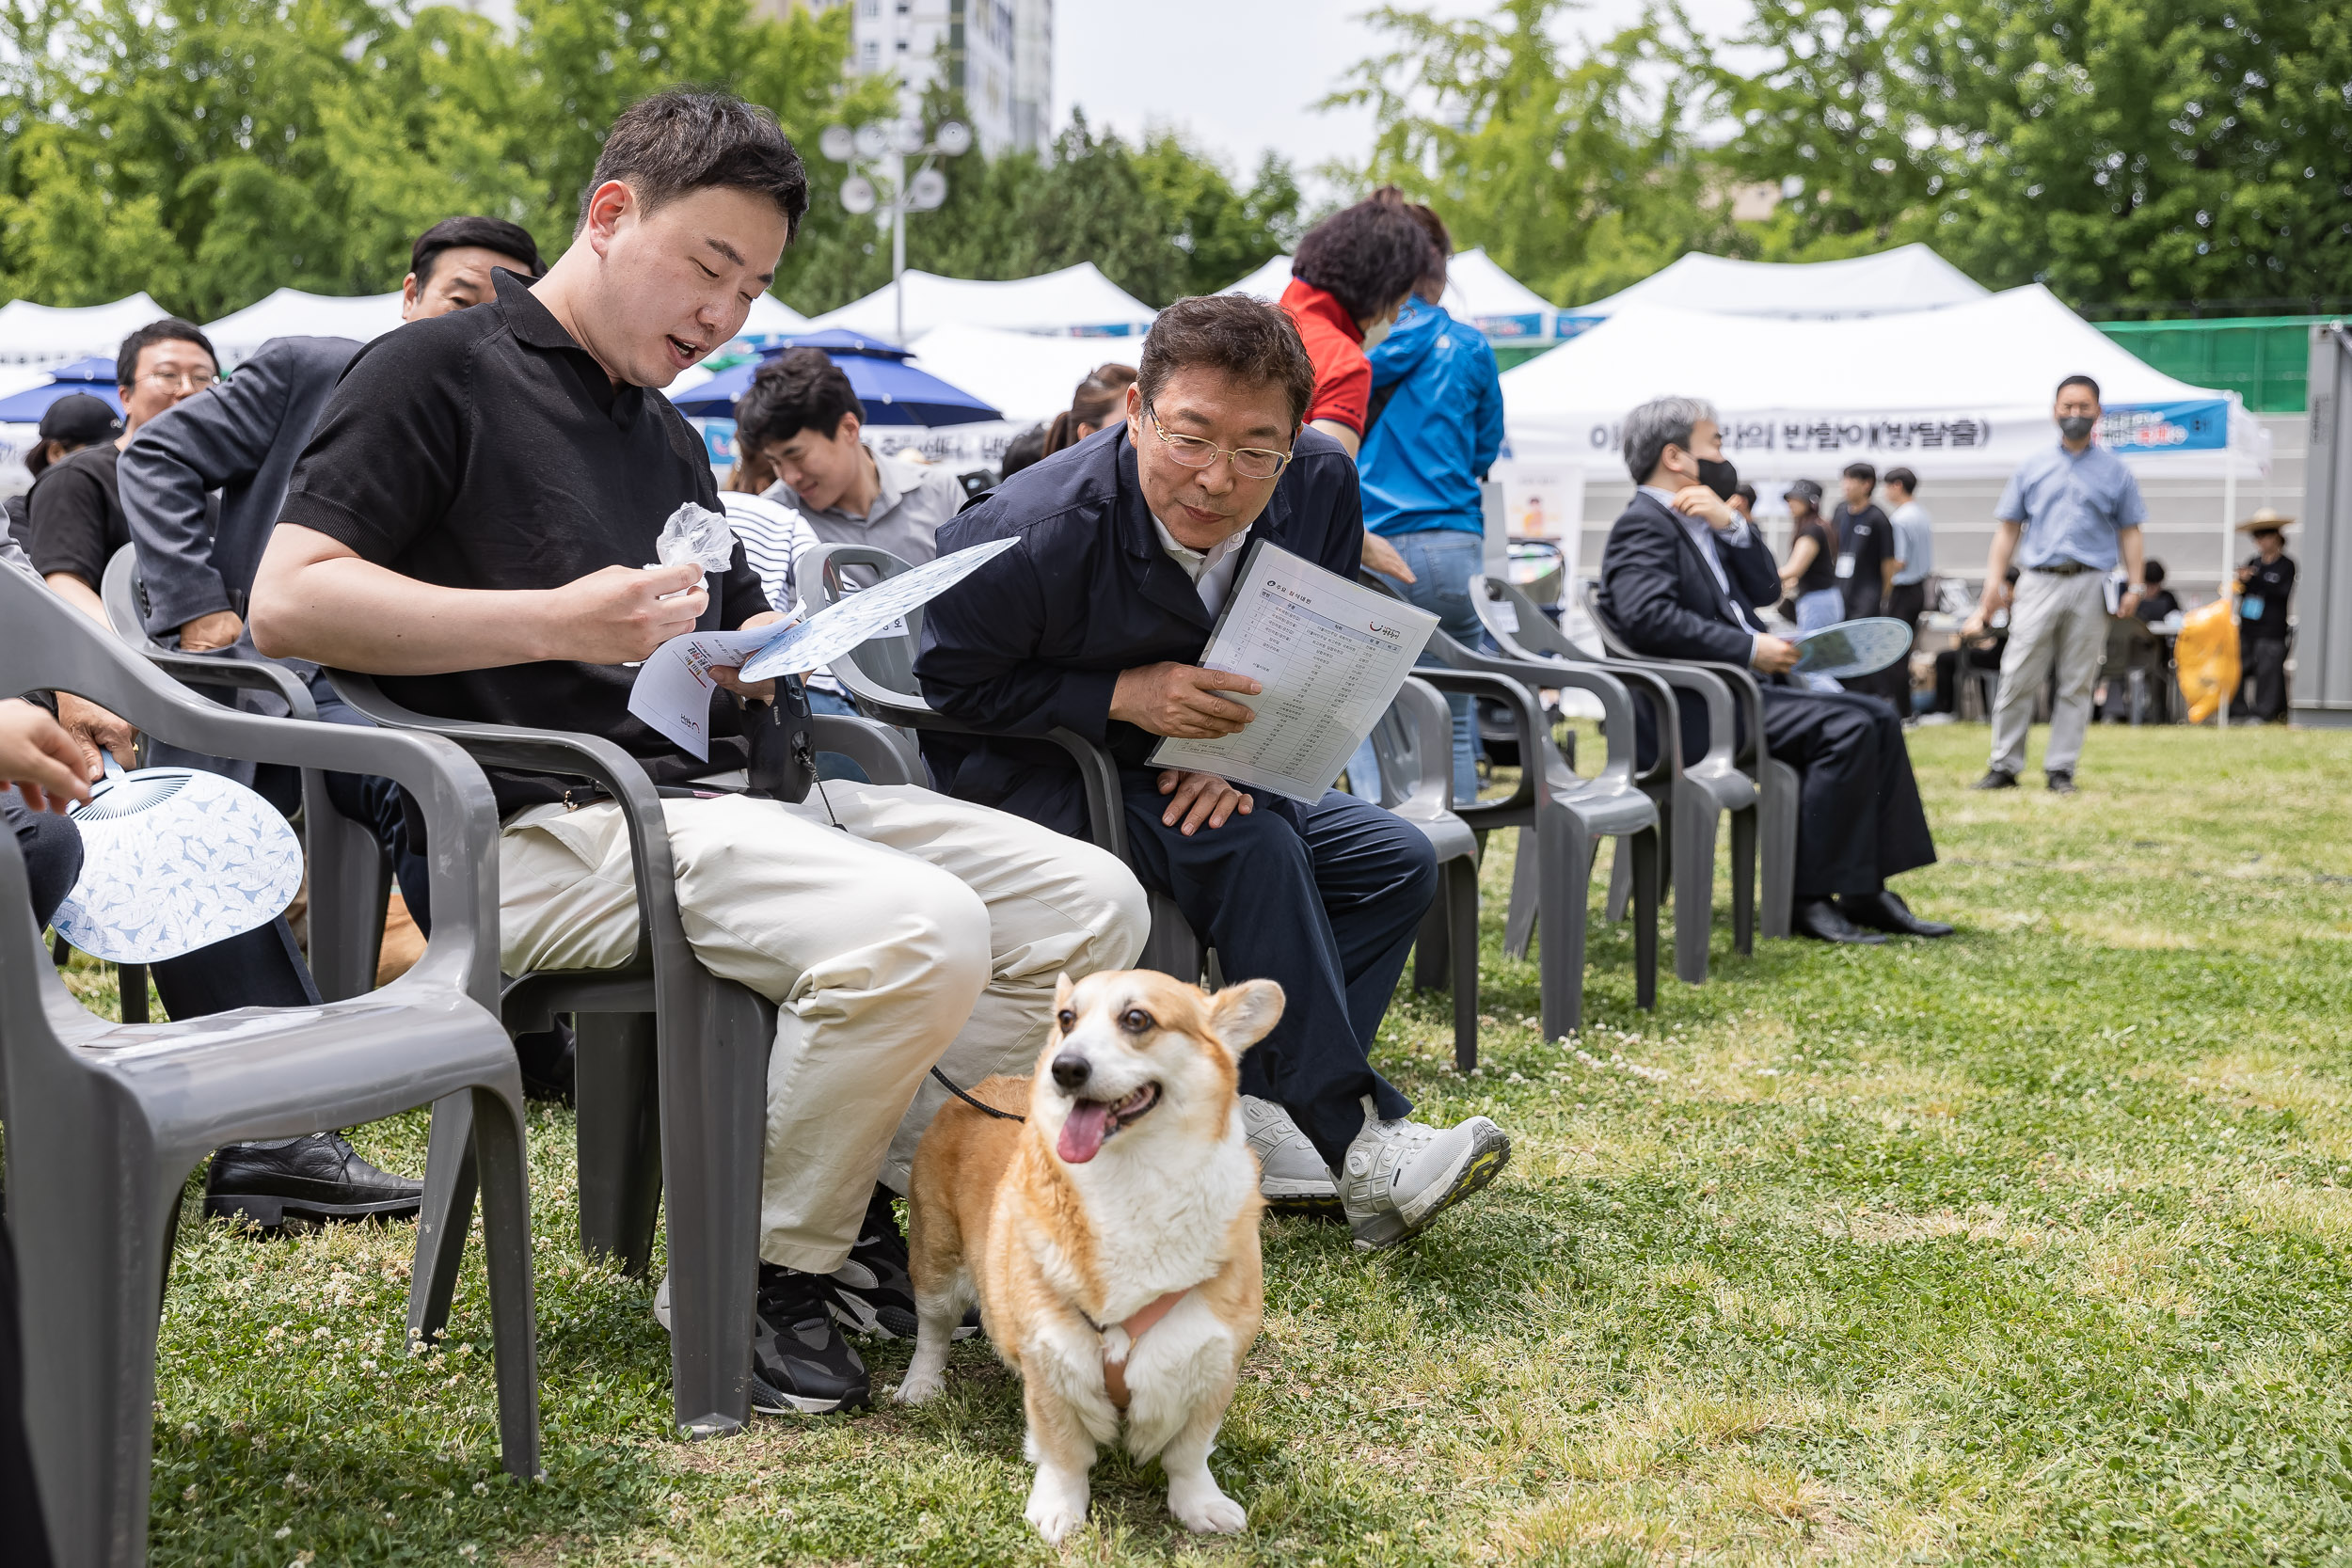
[1359,299,1503,537]
[119,335,359,638]
[916,422,1363,839]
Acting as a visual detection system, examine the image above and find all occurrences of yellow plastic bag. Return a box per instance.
[2175,592,2241,723]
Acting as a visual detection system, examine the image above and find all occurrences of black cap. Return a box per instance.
[38,392,122,446]
[1786,477,1823,505]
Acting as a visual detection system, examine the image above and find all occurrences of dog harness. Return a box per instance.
[1080,1288,1193,1411]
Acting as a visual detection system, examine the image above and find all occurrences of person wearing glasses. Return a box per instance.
[917,293,1513,1254]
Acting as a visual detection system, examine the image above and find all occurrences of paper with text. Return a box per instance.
[625,623,788,762]
[1150,541,1439,803]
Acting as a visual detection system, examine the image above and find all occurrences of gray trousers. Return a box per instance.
[1991,568,2107,777]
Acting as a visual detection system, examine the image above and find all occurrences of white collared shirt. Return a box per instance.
[1152,515,1251,616]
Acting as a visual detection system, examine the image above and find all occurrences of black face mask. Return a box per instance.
[2058,414,2097,442]
[1696,456,1740,501]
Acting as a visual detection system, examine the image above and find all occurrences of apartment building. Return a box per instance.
[768,0,1054,157]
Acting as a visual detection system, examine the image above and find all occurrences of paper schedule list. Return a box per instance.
[1151,542,1438,803]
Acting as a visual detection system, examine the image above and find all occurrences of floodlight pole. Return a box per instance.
[892,149,908,347]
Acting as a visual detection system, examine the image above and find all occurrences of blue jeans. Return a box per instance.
[805,686,872,783]
[1387,527,1486,803]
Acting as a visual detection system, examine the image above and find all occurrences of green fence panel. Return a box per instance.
[2095,317,2328,413]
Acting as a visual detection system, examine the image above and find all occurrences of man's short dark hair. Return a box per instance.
[998,423,1049,482]
[1732,482,1757,506]
[2058,373,2101,403]
[2143,559,2167,585]
[116,319,216,388]
[1290,197,1436,325]
[1884,466,1918,494]
[1137,294,1318,429]
[1842,462,1877,486]
[735,346,863,449]
[582,88,811,243]
[412,215,544,285]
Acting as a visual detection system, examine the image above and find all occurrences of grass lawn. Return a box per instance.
[108,721,2352,1564]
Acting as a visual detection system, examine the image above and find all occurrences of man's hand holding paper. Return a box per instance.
[1109,662,1263,739]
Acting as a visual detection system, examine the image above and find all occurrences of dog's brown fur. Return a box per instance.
[898,969,1282,1542]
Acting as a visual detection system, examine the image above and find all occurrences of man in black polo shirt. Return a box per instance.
[250,89,1146,1416]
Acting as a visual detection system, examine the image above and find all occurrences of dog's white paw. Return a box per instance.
[895,1370,945,1404]
[1168,1478,1248,1535]
[1025,1469,1089,1544]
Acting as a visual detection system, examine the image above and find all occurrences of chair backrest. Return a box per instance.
[1580,578,1645,661]
[0,565,502,1010]
[100,543,149,643]
[1470,574,1586,664]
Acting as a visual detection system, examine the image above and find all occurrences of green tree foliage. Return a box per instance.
[0,0,1289,321]
[1322,0,1739,307]
[1719,0,2352,308]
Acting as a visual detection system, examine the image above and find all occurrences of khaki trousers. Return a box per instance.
[1990,568,2108,779]
[498,784,1148,1273]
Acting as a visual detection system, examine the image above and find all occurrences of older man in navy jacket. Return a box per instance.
[918,294,1509,1252]
[1597,396,1948,946]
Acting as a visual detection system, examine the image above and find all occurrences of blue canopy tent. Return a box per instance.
[669,330,1002,425]
[0,356,124,423]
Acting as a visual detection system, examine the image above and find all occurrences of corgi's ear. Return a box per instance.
[1207,979,1284,1056]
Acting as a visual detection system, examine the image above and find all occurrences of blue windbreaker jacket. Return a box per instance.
[1359,299,1505,538]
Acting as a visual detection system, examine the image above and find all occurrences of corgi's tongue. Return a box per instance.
[1057,1100,1113,1164]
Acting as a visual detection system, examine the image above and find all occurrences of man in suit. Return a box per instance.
[917,293,1510,1253]
[1596,396,1950,946]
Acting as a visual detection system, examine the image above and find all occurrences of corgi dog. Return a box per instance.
[897,969,1285,1544]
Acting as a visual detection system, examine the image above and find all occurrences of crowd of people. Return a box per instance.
[0,83,2312,1554]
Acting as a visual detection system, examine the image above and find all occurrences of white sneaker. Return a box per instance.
[1336,1097,1511,1251]
[1240,1095,1340,1214]
[653,1271,671,1331]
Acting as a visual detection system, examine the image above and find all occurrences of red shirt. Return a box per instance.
[1280,277,1369,437]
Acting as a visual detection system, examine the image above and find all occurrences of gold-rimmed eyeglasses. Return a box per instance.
[1144,404,1293,482]
[142,369,219,393]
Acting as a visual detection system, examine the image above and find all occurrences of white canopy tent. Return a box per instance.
[739,293,810,341]
[805,262,1155,343]
[1224,247,1565,345]
[203,289,405,369]
[1565,243,1989,325]
[0,293,169,369]
[901,325,1141,425]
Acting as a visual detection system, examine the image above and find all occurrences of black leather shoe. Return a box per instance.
[1971,769,2018,790]
[1791,897,1887,944]
[1837,889,1955,938]
[203,1133,424,1228]
[2045,771,2076,795]
[516,1017,576,1106]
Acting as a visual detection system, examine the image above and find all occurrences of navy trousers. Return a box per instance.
[1119,776,1435,1166]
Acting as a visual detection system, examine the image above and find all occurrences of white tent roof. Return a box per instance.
[202,289,406,369]
[0,293,170,369]
[806,262,1155,342]
[903,325,1142,424]
[1568,243,1989,321]
[740,293,809,339]
[1502,284,2265,481]
[1224,247,1562,341]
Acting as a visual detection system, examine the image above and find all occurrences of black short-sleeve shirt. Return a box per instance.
[26,442,128,591]
[279,268,770,813]
[1832,501,1891,615]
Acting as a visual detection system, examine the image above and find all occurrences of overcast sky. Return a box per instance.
[1054,0,1760,181]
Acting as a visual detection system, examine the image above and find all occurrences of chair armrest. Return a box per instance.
[326,669,684,993]
[135,647,318,720]
[1420,633,1641,788]
[1411,668,1546,812]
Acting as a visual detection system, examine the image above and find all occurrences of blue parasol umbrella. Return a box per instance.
[0,356,125,423]
[668,332,1001,425]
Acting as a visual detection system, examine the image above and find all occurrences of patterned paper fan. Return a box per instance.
[50,765,304,963]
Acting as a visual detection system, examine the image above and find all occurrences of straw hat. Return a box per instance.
[2235,507,2294,533]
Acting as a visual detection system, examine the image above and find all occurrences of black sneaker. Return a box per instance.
[752,1263,871,1415]
[202,1133,423,1228]
[1970,768,2018,791]
[829,1185,979,1342]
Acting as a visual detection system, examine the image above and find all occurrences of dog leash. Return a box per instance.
[930,1066,1025,1122]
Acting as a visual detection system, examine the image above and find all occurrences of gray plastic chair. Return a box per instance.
[1363,676,1485,1068]
[324,670,915,1439]
[0,566,537,1567]
[1472,575,1759,981]
[1406,650,1658,1040]
[100,546,387,1003]
[1581,581,1801,941]
[799,542,1209,982]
